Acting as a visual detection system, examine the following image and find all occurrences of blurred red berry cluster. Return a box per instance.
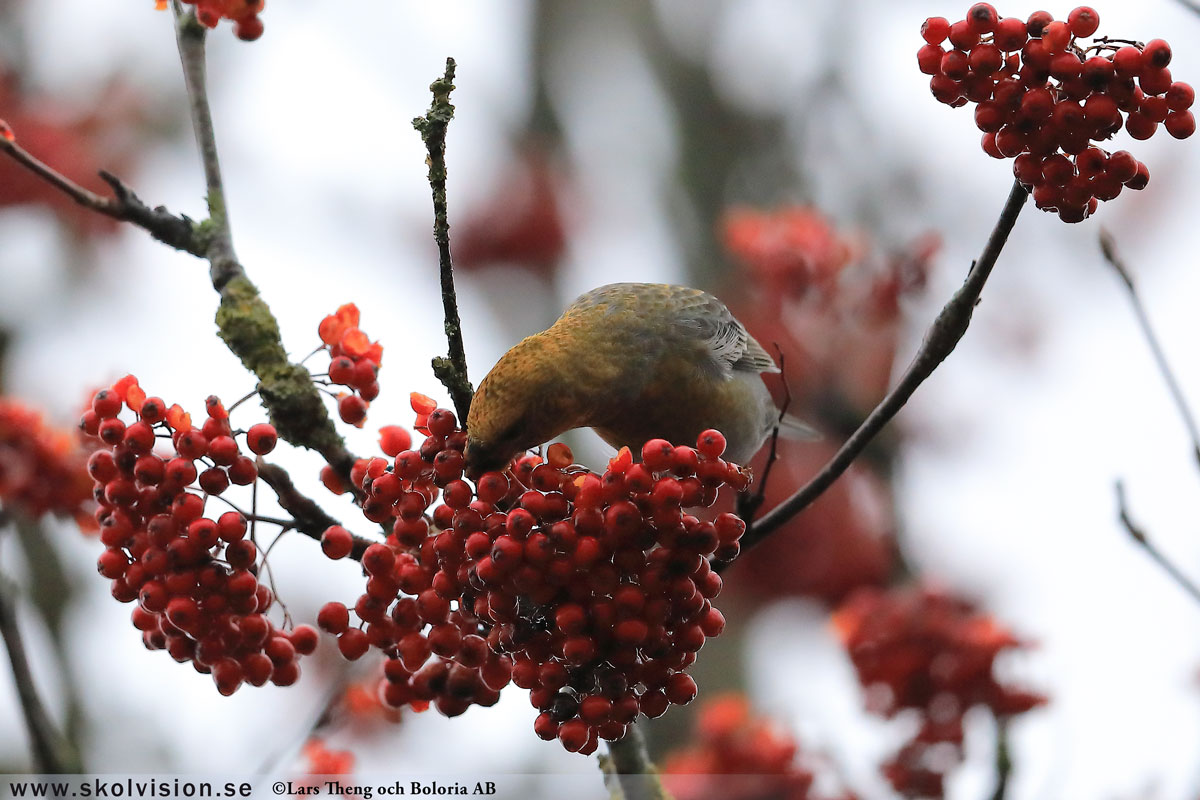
[0,398,95,527]
[920,4,1195,221]
[453,152,568,277]
[319,303,383,428]
[720,207,938,604]
[833,585,1045,797]
[317,400,751,754]
[663,693,855,800]
[0,65,142,239]
[83,375,314,695]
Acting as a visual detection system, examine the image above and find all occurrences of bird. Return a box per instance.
[464,282,815,477]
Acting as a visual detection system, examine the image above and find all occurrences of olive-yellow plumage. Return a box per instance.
[465,283,799,476]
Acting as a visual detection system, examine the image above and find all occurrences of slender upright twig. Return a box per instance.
[413,58,474,422]
[1115,480,1200,605]
[1100,230,1200,468]
[740,180,1028,552]
[0,573,77,773]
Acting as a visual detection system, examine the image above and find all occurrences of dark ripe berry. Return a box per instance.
[1144,39,1172,70]
[1067,6,1099,37]
[993,17,1028,51]
[320,525,354,560]
[362,543,396,576]
[1048,51,1081,80]
[427,408,457,438]
[921,16,950,45]
[939,50,969,81]
[1012,153,1042,186]
[968,42,1004,75]
[1124,160,1150,190]
[227,456,257,485]
[981,132,1004,158]
[1166,82,1195,112]
[245,423,278,455]
[930,75,965,106]
[139,397,166,424]
[338,395,368,426]
[1025,10,1053,38]
[338,629,370,660]
[1125,112,1157,140]
[99,418,126,445]
[1166,110,1196,139]
[966,3,998,34]
[1141,67,1173,97]
[198,467,230,496]
[329,356,355,385]
[290,625,319,655]
[1080,57,1114,91]
[947,20,979,50]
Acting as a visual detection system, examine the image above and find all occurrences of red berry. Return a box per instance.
[1165,110,1196,139]
[1066,6,1099,37]
[1144,39,1172,70]
[321,525,354,560]
[921,16,950,45]
[965,3,998,34]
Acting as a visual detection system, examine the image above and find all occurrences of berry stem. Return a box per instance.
[1115,480,1200,605]
[1100,230,1200,468]
[738,180,1029,554]
[257,461,374,561]
[602,724,672,800]
[413,58,475,423]
[0,571,79,772]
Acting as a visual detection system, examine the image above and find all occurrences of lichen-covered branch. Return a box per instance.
[413,57,474,422]
[738,180,1029,554]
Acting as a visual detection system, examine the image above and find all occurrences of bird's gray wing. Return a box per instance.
[672,291,780,378]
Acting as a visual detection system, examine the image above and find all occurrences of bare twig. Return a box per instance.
[0,137,205,256]
[1115,480,1200,605]
[740,180,1028,552]
[989,714,1012,800]
[737,347,792,523]
[601,725,672,800]
[0,573,77,772]
[413,57,474,422]
[256,461,375,561]
[1100,230,1200,468]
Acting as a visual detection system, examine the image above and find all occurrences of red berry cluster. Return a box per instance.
[662,694,827,800]
[721,206,857,298]
[158,0,265,42]
[0,398,95,527]
[319,303,383,428]
[84,375,312,695]
[919,4,1195,221]
[833,585,1045,798]
[318,402,751,754]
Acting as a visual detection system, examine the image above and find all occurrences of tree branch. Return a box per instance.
[600,725,672,800]
[1115,480,1200,605]
[0,136,205,256]
[1100,230,1200,469]
[256,461,375,561]
[737,180,1028,554]
[413,57,474,422]
[168,2,359,484]
[172,0,240,289]
[0,572,77,773]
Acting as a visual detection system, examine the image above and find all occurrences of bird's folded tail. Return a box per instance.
[776,412,822,442]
